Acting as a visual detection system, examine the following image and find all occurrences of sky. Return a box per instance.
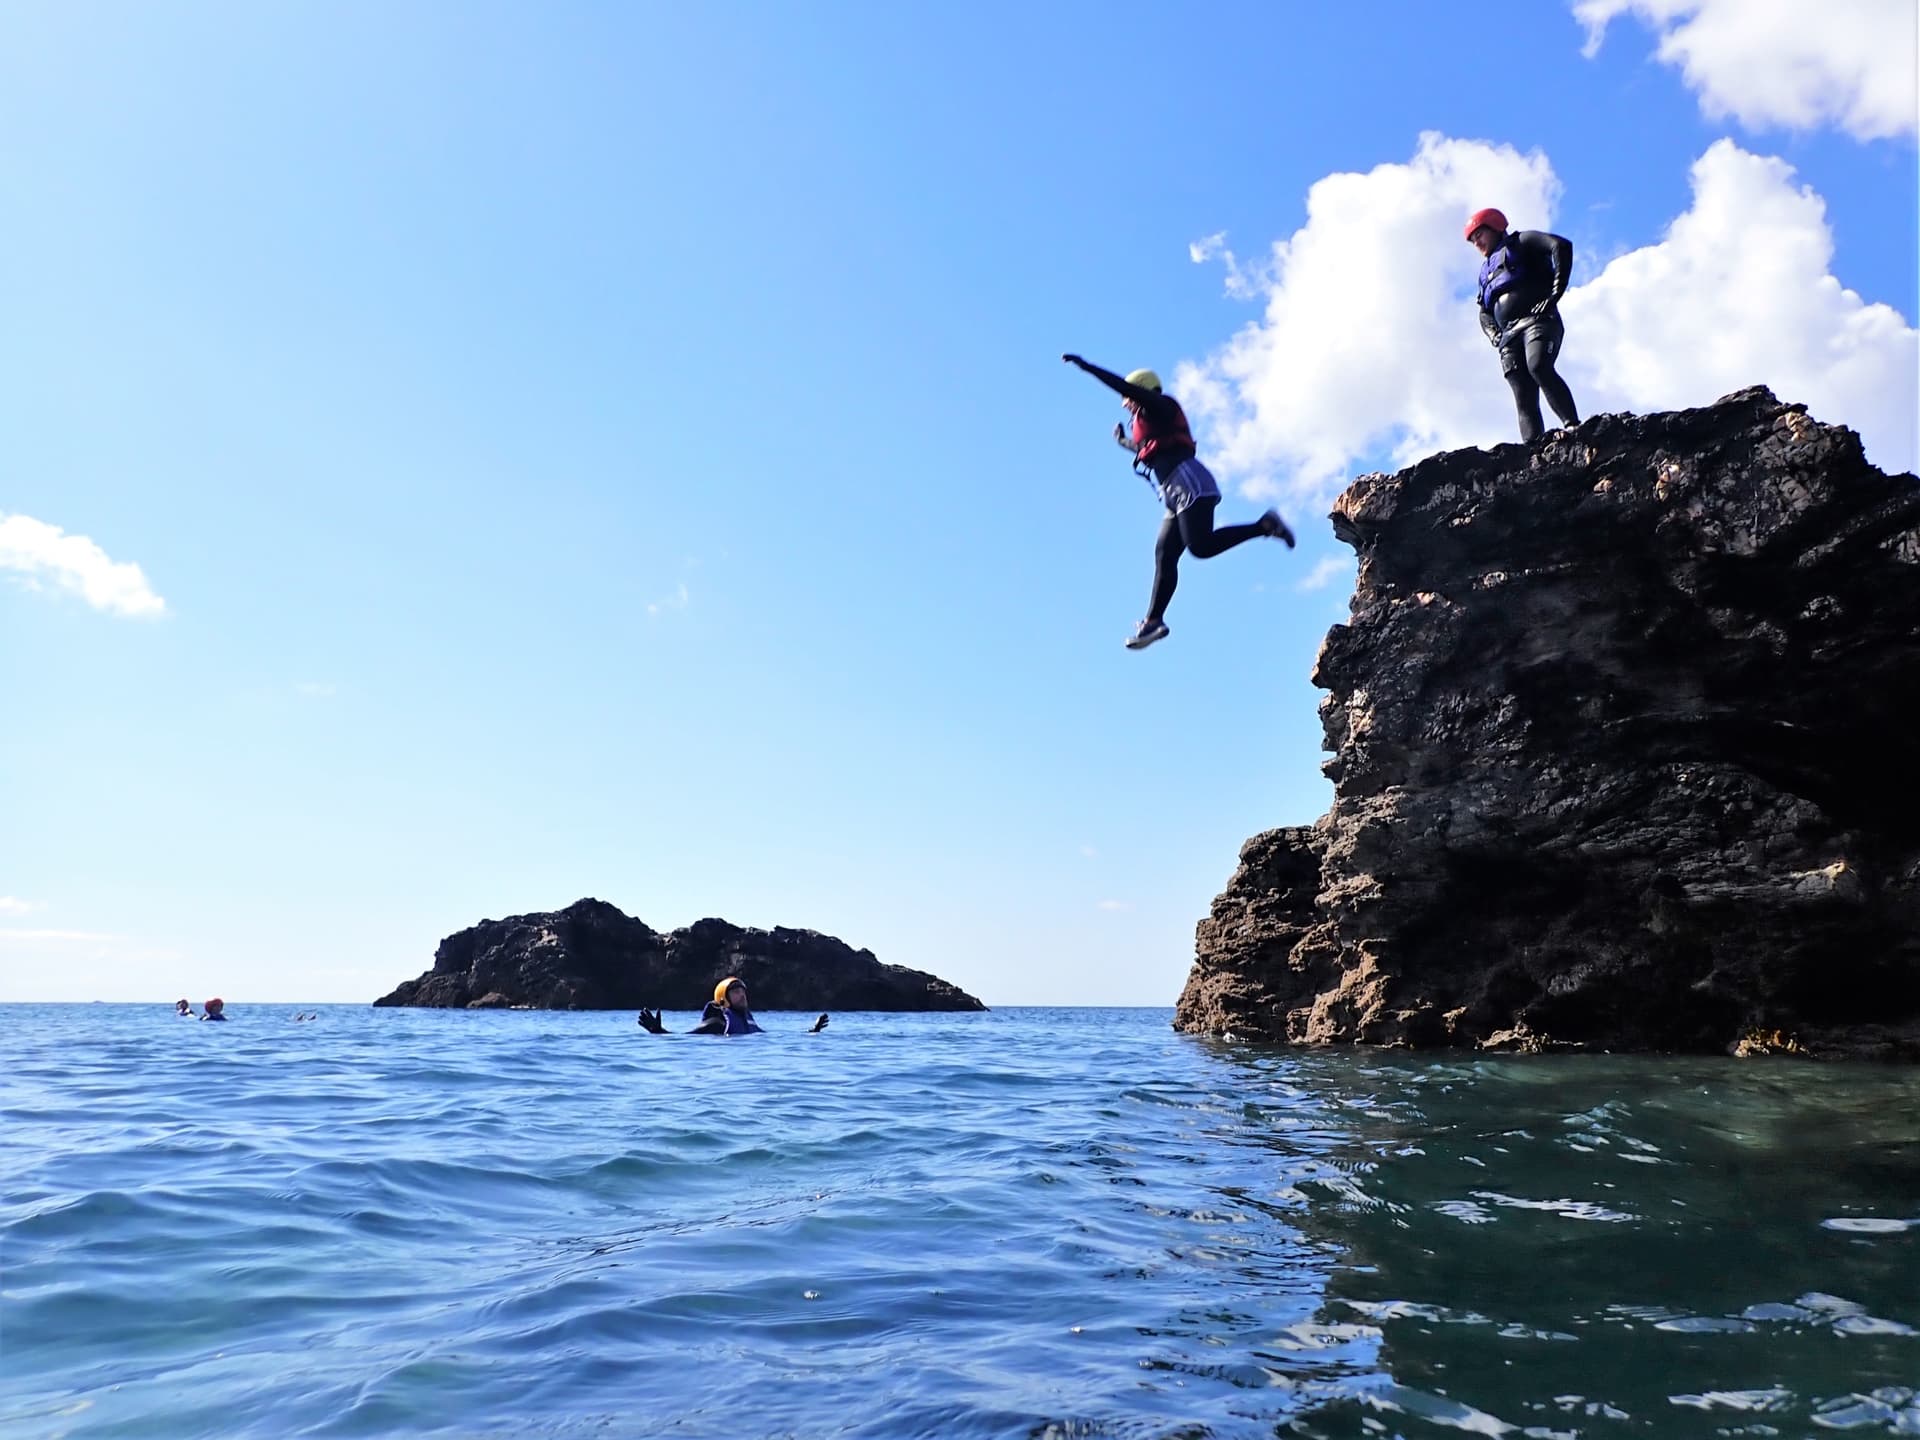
[3,1,1916,1006]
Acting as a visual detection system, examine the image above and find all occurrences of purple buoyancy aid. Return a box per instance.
[1477,237,1525,313]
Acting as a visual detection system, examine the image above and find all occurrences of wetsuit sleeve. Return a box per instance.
[1479,307,1501,346]
[1546,232,1572,300]
[1071,357,1163,407]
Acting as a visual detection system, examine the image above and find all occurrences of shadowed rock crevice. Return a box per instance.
[1176,387,1920,1059]
[375,898,986,1012]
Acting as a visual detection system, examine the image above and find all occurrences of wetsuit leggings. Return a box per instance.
[1500,314,1579,442]
[1148,498,1266,623]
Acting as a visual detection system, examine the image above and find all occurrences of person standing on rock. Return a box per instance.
[1466,208,1580,443]
[1062,354,1295,650]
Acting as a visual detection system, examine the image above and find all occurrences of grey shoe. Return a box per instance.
[1125,619,1170,650]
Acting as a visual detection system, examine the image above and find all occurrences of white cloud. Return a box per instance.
[1563,140,1917,473]
[295,681,337,698]
[0,897,44,917]
[1187,232,1266,299]
[646,581,690,618]
[1295,556,1356,594]
[1096,899,1134,912]
[0,512,166,617]
[1183,135,1917,508]
[1574,0,1918,140]
[0,928,118,943]
[1180,132,1560,499]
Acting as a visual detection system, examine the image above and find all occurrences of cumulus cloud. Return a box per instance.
[1564,140,1917,472]
[1183,134,1917,508]
[0,897,45,917]
[1179,132,1560,497]
[0,512,166,617]
[1574,0,1918,140]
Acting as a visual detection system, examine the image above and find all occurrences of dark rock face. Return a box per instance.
[1176,388,1920,1059]
[374,898,986,1012]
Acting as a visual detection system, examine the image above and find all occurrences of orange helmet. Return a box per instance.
[713,977,745,1005]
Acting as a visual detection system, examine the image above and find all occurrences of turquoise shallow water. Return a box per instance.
[2,1004,1916,1439]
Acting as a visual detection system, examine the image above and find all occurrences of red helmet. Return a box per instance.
[1465,208,1508,242]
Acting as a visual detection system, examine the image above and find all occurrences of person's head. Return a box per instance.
[1465,207,1508,256]
[1123,368,1162,413]
[175,999,191,1014]
[205,997,224,1016]
[713,977,749,1012]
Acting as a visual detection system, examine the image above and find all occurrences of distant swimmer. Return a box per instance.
[638,978,829,1036]
[175,999,196,1018]
[201,997,229,1022]
[1062,354,1293,650]
[1466,208,1579,442]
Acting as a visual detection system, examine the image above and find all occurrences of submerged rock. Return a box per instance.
[1176,388,1920,1059]
[374,898,986,1012]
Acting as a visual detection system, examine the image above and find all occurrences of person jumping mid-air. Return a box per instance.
[1062,354,1294,649]
[1466,208,1579,442]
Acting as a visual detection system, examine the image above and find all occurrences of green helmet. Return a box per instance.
[1125,368,1162,392]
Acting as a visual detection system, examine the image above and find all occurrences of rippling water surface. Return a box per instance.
[3,1004,1917,1438]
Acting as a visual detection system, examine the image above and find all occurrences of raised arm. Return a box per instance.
[1062,354,1161,406]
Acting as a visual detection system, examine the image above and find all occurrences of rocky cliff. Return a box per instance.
[374,898,986,1011]
[1176,388,1920,1059]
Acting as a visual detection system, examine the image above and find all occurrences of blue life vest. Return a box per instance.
[1477,238,1524,313]
[722,1007,761,1035]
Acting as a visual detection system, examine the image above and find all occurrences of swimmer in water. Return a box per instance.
[201,997,228,1022]
[639,977,828,1035]
[175,999,196,1017]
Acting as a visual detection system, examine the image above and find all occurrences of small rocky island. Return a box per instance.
[1177,387,1919,1059]
[374,898,986,1011]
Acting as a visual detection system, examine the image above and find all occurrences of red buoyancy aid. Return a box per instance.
[1132,397,1197,469]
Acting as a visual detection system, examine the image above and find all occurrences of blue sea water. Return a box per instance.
[2,1005,1916,1439]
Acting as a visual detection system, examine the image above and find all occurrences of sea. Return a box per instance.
[2,1004,1916,1439]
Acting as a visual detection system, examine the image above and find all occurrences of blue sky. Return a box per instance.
[3,2,1915,1004]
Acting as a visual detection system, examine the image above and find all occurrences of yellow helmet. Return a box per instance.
[1125,369,1162,392]
[713,976,745,1005]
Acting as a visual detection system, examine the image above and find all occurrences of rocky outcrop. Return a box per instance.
[1176,388,1920,1059]
[374,898,986,1011]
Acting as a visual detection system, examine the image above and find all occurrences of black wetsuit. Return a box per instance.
[1067,356,1271,624]
[1477,230,1579,441]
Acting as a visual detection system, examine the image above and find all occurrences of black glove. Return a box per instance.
[638,1007,665,1034]
[1530,297,1559,319]
[810,1013,830,1033]
[1061,353,1085,368]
